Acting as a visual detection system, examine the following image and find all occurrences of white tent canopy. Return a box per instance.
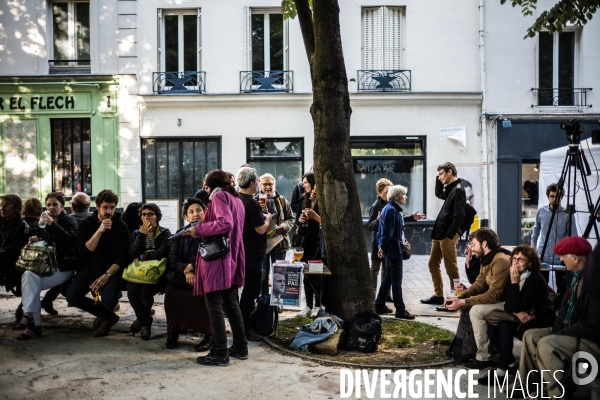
[539,138,600,247]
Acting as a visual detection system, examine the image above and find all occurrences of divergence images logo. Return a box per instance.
[572,351,599,386]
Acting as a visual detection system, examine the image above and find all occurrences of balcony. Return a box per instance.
[48,60,91,75]
[531,88,592,108]
[240,71,293,93]
[152,72,206,94]
[357,70,411,92]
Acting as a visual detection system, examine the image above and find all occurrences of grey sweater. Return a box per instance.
[531,205,576,264]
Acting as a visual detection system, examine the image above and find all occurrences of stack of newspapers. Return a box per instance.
[308,260,324,273]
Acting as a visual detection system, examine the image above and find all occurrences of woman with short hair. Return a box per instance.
[366,178,393,296]
[164,197,214,350]
[16,192,78,340]
[374,185,423,320]
[127,203,172,340]
[479,244,554,383]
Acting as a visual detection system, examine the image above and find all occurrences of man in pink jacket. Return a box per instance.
[186,169,247,367]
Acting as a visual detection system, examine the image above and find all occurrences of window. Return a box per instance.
[247,138,303,202]
[50,1,90,70]
[51,119,92,196]
[160,10,200,72]
[247,9,287,71]
[142,139,220,200]
[538,31,576,106]
[351,137,425,218]
[362,7,404,70]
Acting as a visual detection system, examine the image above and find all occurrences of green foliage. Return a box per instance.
[382,319,454,345]
[281,0,313,20]
[388,336,411,348]
[502,0,600,38]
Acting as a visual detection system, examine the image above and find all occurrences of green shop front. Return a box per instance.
[0,78,120,204]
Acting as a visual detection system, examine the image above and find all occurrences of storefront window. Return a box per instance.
[51,118,92,196]
[352,137,426,218]
[247,138,303,202]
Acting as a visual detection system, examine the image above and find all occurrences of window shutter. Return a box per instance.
[383,7,403,70]
[244,7,251,71]
[362,7,383,70]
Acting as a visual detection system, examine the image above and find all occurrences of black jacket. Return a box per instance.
[290,181,306,214]
[167,232,198,290]
[366,197,386,260]
[503,269,555,330]
[38,211,79,272]
[0,214,30,288]
[129,226,172,261]
[295,194,320,261]
[431,178,466,240]
[77,211,130,272]
[552,272,600,346]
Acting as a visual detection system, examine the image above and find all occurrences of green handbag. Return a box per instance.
[122,258,167,284]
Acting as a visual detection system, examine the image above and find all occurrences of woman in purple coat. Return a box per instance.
[185,169,247,367]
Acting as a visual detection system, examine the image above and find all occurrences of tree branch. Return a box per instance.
[294,0,315,63]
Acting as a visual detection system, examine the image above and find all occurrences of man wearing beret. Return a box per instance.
[516,236,600,399]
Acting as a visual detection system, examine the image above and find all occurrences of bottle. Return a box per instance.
[38,211,49,229]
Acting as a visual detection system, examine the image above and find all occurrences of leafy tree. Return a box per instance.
[502,0,599,37]
[282,0,373,321]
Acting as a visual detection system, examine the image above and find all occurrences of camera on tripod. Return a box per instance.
[560,119,582,144]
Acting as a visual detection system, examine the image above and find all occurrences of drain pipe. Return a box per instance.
[478,0,493,228]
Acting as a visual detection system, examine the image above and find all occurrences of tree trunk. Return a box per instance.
[295,0,373,322]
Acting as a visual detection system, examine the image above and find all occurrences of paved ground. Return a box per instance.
[0,255,592,399]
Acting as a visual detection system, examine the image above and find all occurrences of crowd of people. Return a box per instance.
[368,161,600,399]
[0,166,327,367]
[1,159,599,391]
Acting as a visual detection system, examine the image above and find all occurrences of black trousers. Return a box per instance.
[65,267,121,318]
[127,282,160,326]
[204,287,247,356]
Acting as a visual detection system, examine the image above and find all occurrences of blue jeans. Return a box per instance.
[66,266,121,318]
[374,257,405,314]
[487,321,518,370]
[239,261,263,331]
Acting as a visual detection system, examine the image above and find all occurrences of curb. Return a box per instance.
[262,336,456,369]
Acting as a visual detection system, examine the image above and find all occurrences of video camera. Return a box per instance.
[560,119,582,144]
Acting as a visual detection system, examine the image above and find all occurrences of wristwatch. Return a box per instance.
[105,272,112,278]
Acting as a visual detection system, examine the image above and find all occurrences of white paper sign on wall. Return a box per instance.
[439,126,467,151]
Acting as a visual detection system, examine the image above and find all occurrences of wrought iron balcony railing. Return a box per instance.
[240,70,293,93]
[48,59,91,75]
[357,70,411,92]
[153,72,206,94]
[531,88,592,107]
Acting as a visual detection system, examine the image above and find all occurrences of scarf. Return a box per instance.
[145,228,157,250]
[564,269,583,326]
[208,187,222,201]
[479,246,512,266]
[183,235,200,264]
[519,270,532,292]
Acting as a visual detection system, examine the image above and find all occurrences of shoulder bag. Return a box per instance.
[122,258,167,284]
[483,308,519,326]
[401,235,412,261]
[15,240,57,277]
[198,235,230,261]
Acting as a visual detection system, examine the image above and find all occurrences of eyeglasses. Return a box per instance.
[141,212,156,217]
[511,257,529,264]
[261,183,274,187]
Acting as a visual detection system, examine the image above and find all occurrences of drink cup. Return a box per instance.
[453,279,463,296]
[38,211,49,229]
[259,194,267,207]
[293,247,304,262]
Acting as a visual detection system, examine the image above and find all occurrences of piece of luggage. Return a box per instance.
[345,310,383,353]
[447,307,477,362]
[251,295,278,337]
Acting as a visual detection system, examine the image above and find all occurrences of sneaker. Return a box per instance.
[420,295,445,305]
[92,313,120,337]
[298,306,311,318]
[394,311,416,320]
[194,334,214,352]
[197,353,230,367]
[464,359,494,369]
[228,346,249,360]
[375,305,393,315]
[277,306,283,313]
[310,307,321,317]
[41,299,58,316]
[245,329,262,342]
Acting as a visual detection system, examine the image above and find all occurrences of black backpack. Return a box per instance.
[459,203,477,236]
[447,307,477,362]
[345,310,383,353]
[250,295,278,337]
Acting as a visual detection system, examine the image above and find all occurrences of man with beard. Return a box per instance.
[446,227,511,369]
[66,190,130,337]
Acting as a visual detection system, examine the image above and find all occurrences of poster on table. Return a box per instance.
[270,262,304,310]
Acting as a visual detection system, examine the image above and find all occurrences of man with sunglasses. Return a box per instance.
[66,190,130,337]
